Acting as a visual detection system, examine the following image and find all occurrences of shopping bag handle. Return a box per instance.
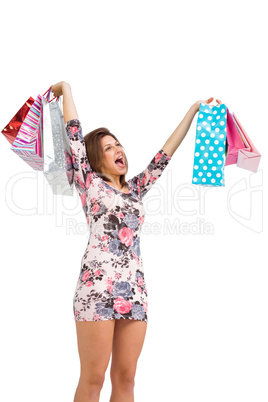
[43,86,59,103]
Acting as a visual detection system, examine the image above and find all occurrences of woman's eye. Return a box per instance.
[106,144,120,151]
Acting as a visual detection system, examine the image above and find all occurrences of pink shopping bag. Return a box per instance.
[225,108,245,166]
[10,94,44,170]
[10,87,58,171]
[232,113,261,172]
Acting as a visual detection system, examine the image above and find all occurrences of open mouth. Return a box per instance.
[115,155,125,168]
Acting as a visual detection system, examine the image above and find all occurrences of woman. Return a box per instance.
[51,81,221,402]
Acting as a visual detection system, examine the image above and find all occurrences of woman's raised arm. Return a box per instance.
[51,81,92,201]
[161,97,221,157]
[51,81,78,123]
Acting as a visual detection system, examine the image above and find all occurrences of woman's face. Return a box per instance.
[100,135,127,175]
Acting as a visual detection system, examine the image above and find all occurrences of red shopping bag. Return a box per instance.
[1,97,35,145]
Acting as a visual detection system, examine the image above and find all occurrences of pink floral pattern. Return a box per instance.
[66,119,172,322]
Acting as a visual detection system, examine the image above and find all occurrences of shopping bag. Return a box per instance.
[10,93,45,170]
[192,103,227,187]
[42,88,74,196]
[232,113,261,172]
[10,94,43,170]
[1,97,35,145]
[225,108,245,166]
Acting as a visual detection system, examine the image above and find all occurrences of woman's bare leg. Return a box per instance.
[73,319,115,402]
[109,320,147,402]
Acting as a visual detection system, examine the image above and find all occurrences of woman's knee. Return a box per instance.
[74,373,104,401]
[79,372,105,391]
[111,368,135,390]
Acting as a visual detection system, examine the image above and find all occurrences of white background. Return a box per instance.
[0,1,267,401]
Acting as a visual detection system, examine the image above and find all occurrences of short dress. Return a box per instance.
[66,119,172,322]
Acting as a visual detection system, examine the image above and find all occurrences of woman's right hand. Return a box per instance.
[194,97,223,112]
[51,81,70,98]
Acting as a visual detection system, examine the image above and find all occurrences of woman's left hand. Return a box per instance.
[194,97,222,112]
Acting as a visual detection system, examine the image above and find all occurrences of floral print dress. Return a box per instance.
[66,119,172,322]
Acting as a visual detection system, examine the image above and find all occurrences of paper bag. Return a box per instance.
[42,93,74,196]
[1,97,35,145]
[192,103,227,186]
[10,94,44,170]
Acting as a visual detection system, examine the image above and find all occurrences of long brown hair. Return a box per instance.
[84,127,129,188]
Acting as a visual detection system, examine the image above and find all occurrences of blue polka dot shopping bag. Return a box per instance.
[192,103,227,187]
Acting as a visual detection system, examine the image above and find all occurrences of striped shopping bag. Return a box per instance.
[10,87,58,171]
[10,94,43,170]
